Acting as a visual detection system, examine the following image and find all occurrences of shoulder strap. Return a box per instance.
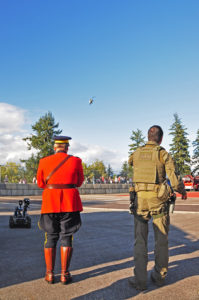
[156,145,165,151]
[45,155,72,184]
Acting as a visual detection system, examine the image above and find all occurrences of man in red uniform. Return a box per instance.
[37,136,84,284]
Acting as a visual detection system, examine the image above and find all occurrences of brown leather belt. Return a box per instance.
[45,184,76,189]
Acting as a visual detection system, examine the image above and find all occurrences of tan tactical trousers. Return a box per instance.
[133,191,170,287]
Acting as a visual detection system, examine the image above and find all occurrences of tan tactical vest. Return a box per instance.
[133,145,166,185]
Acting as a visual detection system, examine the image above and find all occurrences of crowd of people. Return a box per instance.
[84,176,133,184]
[4,175,130,185]
[3,175,37,184]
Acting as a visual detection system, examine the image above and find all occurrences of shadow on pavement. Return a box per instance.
[0,214,44,288]
[72,277,140,300]
[0,211,198,299]
[71,213,199,300]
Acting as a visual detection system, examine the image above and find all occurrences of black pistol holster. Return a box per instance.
[129,186,137,214]
[168,189,176,214]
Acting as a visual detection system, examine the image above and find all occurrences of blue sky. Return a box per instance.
[0,0,199,170]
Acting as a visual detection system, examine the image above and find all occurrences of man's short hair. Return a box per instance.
[148,125,163,143]
[54,143,68,151]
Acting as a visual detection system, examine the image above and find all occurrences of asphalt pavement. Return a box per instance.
[0,194,199,300]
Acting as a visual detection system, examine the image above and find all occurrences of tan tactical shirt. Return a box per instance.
[128,141,185,194]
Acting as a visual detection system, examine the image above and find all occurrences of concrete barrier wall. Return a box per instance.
[0,183,43,196]
[0,183,131,196]
[79,184,131,194]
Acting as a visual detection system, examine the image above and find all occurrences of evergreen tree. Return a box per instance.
[169,113,191,175]
[129,129,145,156]
[120,161,133,178]
[107,164,113,178]
[22,112,62,182]
[23,112,62,158]
[192,129,199,175]
[22,154,40,183]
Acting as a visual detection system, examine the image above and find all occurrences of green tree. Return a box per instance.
[0,162,25,183]
[107,164,113,178]
[192,129,199,175]
[23,112,62,158]
[82,160,107,181]
[129,129,145,156]
[23,154,40,183]
[169,113,191,175]
[120,161,133,178]
[89,160,107,179]
[22,112,62,182]
[82,162,91,179]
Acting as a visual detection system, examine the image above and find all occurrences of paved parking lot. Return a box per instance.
[0,194,199,300]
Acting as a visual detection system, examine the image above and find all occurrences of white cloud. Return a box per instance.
[70,141,127,171]
[0,103,26,134]
[0,103,31,164]
[0,135,32,163]
[0,102,127,171]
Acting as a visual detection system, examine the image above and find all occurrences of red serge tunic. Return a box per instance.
[37,152,84,214]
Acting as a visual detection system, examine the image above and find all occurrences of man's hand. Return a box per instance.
[181,190,187,200]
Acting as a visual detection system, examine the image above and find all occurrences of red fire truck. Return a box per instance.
[193,176,199,191]
[182,175,199,191]
[182,175,193,190]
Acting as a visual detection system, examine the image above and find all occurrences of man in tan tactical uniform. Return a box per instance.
[128,125,187,291]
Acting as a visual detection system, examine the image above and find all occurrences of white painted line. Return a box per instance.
[0,202,16,205]
[175,203,199,205]
[0,210,41,216]
[83,207,199,214]
[0,202,40,207]
[172,211,199,214]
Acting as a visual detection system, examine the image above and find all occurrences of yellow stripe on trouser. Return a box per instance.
[44,232,48,247]
[38,221,42,230]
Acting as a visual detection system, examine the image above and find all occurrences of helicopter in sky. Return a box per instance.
[89,96,96,105]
